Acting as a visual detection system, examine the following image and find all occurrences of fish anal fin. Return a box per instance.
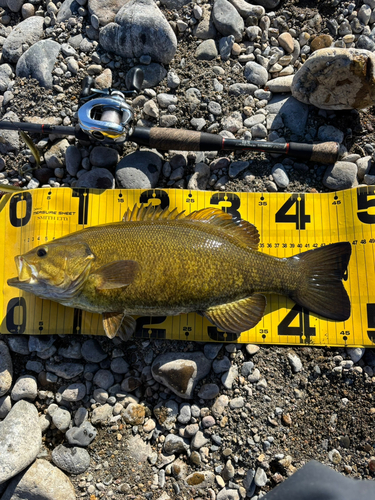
[103,312,124,339]
[93,260,139,290]
[118,315,136,341]
[203,294,266,334]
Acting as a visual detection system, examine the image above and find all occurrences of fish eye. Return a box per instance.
[37,248,47,257]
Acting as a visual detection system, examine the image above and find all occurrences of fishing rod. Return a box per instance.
[0,70,340,164]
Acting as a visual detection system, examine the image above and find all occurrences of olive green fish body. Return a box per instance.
[8,204,352,340]
[65,221,288,315]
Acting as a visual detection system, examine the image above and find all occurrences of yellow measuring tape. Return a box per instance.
[1,186,374,347]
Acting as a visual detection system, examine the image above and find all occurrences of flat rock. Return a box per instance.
[0,111,20,153]
[212,0,244,42]
[0,400,42,484]
[76,168,115,189]
[16,40,61,89]
[1,459,75,500]
[45,362,84,379]
[52,445,90,474]
[126,434,151,462]
[116,150,162,189]
[244,61,269,86]
[265,75,293,92]
[88,0,127,26]
[11,375,37,402]
[323,162,358,190]
[185,471,215,488]
[2,16,44,63]
[99,0,177,65]
[151,352,212,399]
[266,95,309,135]
[195,39,218,60]
[81,339,107,363]
[292,48,375,110]
[66,421,97,447]
[187,162,211,190]
[0,341,12,397]
[56,0,80,22]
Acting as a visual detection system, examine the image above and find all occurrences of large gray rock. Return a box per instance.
[0,111,21,154]
[0,341,12,397]
[88,0,128,26]
[56,0,80,22]
[195,39,218,60]
[244,61,269,86]
[212,0,244,42]
[323,162,358,191]
[0,400,42,485]
[16,40,61,89]
[266,95,309,136]
[2,16,44,63]
[151,352,212,399]
[52,445,90,474]
[76,168,116,189]
[1,459,75,500]
[116,150,162,189]
[292,48,375,110]
[99,0,177,64]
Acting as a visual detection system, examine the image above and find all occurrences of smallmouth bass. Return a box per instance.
[8,204,352,340]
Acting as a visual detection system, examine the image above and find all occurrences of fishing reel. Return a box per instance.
[77,69,144,143]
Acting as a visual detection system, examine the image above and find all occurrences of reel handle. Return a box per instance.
[80,76,94,99]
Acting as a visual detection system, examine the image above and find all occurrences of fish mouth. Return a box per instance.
[7,256,38,287]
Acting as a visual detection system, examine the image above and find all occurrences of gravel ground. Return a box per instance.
[1,1,375,500]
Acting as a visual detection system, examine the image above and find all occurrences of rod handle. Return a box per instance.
[288,141,339,164]
[130,127,223,151]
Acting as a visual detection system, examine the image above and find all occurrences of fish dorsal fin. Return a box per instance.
[122,203,186,222]
[186,208,260,250]
[122,204,259,250]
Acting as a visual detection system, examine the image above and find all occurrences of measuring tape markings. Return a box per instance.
[1,187,375,346]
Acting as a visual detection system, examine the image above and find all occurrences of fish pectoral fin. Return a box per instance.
[93,260,139,290]
[203,294,266,334]
[102,312,125,339]
[118,315,136,341]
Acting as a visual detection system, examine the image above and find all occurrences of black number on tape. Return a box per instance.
[9,192,32,227]
[72,188,89,225]
[357,187,375,224]
[367,303,375,343]
[6,297,26,334]
[140,189,169,209]
[278,304,315,344]
[134,316,167,338]
[210,193,241,221]
[275,194,310,230]
[72,308,83,334]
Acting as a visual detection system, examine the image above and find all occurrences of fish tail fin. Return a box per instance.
[288,242,351,321]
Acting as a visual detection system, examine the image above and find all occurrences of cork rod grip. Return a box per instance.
[288,142,339,164]
[130,127,223,151]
